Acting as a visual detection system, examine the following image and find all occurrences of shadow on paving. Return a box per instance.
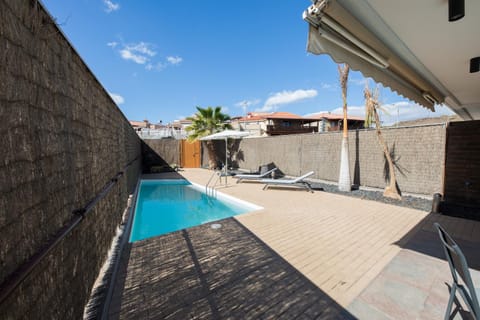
[108,218,356,319]
[393,213,480,271]
[348,213,480,319]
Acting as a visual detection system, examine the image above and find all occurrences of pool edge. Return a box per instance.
[129,178,263,243]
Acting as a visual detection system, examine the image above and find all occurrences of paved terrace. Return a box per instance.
[108,168,480,319]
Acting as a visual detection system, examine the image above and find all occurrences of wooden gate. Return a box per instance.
[181,140,201,168]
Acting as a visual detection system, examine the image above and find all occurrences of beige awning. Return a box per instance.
[303,0,444,111]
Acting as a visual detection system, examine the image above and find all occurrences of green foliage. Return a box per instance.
[185,106,232,142]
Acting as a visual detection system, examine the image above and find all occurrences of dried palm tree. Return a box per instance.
[338,63,351,192]
[364,83,401,200]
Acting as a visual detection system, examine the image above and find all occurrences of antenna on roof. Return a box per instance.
[240,101,248,117]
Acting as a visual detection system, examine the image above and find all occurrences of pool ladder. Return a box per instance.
[205,170,221,198]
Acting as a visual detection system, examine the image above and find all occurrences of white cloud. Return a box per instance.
[120,49,148,64]
[109,92,124,105]
[103,0,120,13]
[259,89,318,112]
[111,41,183,72]
[128,42,156,57]
[329,100,454,126]
[166,56,183,65]
[330,105,365,118]
[119,42,156,65]
[145,62,165,71]
[379,101,454,125]
[349,77,367,86]
[304,110,337,117]
[320,82,336,91]
[319,78,365,92]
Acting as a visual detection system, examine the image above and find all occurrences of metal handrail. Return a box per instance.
[0,156,140,305]
[205,170,221,198]
[211,173,220,198]
[205,170,217,194]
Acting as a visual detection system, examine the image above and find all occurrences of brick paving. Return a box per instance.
[107,169,480,319]
[108,218,354,319]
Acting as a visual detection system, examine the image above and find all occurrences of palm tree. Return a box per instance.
[364,84,402,200]
[338,64,351,192]
[185,106,232,169]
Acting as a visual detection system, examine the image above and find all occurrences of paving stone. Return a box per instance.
[347,299,393,320]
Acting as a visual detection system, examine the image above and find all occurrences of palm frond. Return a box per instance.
[185,106,232,141]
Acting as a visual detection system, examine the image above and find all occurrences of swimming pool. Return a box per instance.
[129,179,262,242]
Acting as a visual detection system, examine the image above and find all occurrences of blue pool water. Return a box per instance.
[129,179,258,242]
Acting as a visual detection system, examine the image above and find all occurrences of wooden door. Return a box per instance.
[181,140,201,168]
[443,120,480,219]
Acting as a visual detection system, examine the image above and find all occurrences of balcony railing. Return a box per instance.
[266,125,317,136]
[136,128,187,139]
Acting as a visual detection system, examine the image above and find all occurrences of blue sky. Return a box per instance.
[41,0,453,125]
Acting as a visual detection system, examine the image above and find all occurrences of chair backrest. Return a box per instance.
[434,223,480,314]
[261,167,277,177]
[292,171,314,182]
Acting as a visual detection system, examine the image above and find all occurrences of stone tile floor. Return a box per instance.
[348,226,480,319]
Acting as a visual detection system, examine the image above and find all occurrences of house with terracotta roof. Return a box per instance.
[129,119,152,131]
[129,119,165,130]
[129,119,188,139]
[171,118,193,130]
[231,112,320,136]
[308,112,365,132]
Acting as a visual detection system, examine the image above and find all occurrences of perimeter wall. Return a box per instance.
[143,138,181,166]
[143,124,447,196]
[182,124,446,196]
[0,1,142,318]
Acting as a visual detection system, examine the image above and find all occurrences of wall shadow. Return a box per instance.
[141,141,176,174]
[108,218,357,319]
[353,130,361,187]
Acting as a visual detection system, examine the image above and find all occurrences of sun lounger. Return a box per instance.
[262,171,315,192]
[234,167,278,183]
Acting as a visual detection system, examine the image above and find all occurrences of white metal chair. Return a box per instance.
[234,167,278,183]
[262,171,315,192]
[434,223,480,320]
